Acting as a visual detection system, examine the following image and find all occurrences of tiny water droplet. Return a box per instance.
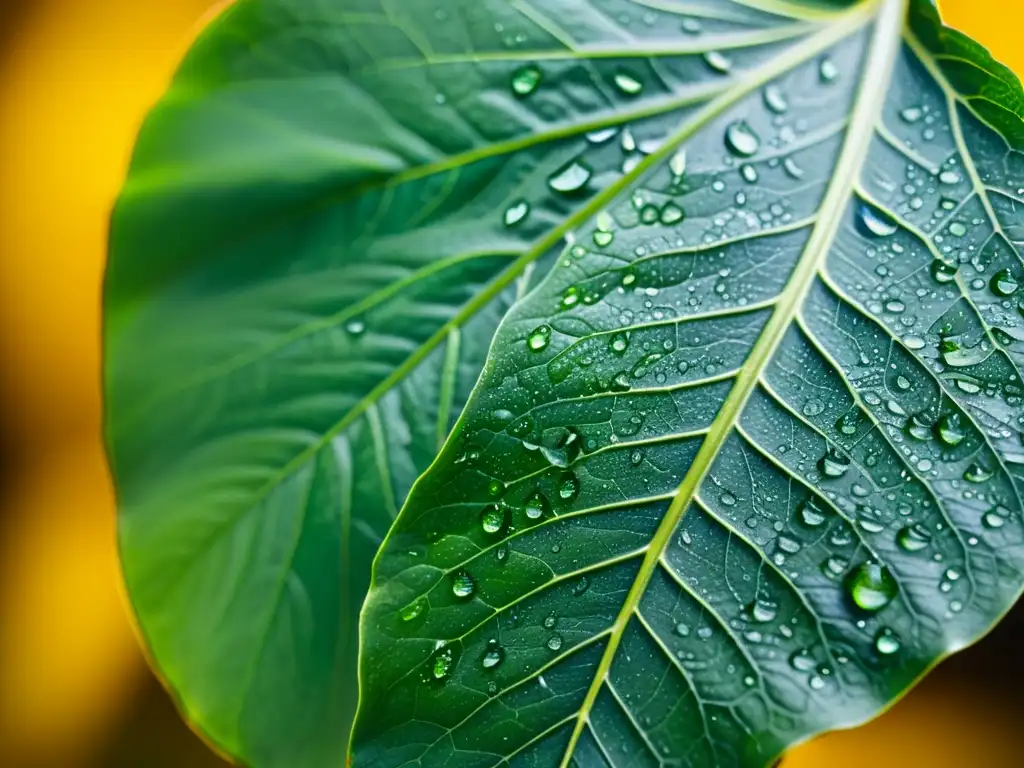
[345,319,366,336]
[548,160,592,193]
[572,575,589,596]
[546,634,564,651]
[669,148,687,177]
[558,472,580,503]
[900,106,923,123]
[983,509,1006,529]
[819,56,839,83]
[525,492,550,520]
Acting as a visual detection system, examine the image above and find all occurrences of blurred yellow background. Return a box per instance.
[0,1,1020,765]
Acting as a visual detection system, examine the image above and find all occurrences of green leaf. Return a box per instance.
[100,0,680,763]
[354,1,1024,766]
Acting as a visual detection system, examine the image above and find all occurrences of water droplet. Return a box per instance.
[799,498,827,527]
[511,65,541,96]
[836,412,859,436]
[964,463,993,483]
[897,524,931,552]
[432,646,454,680]
[543,613,557,629]
[935,413,965,446]
[930,258,957,284]
[558,472,580,503]
[703,51,731,73]
[875,627,901,655]
[482,639,504,669]
[992,268,1019,297]
[669,149,687,177]
[488,479,506,497]
[452,570,476,599]
[819,56,839,83]
[525,492,550,520]
[548,160,592,193]
[783,157,804,179]
[790,649,816,672]
[819,448,850,478]
[527,325,551,351]
[681,17,702,34]
[725,120,761,157]
[345,319,366,336]
[900,106,923,123]
[400,596,427,622]
[586,127,617,144]
[660,202,685,225]
[822,556,849,579]
[983,509,1006,529]
[675,622,690,637]
[847,562,898,612]
[547,634,564,651]
[481,504,505,534]
[948,222,967,238]
[939,170,961,185]
[572,575,590,596]
[763,84,788,114]
[620,128,637,153]
[857,201,898,238]
[750,598,778,623]
[613,70,643,95]
[740,164,758,183]
[504,200,529,227]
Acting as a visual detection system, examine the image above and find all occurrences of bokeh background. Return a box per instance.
[0,1,1020,765]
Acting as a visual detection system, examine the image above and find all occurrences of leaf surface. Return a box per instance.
[353,1,1024,766]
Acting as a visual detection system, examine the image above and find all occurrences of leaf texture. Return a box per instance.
[353,1,1024,766]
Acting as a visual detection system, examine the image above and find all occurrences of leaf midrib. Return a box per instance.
[557,0,907,762]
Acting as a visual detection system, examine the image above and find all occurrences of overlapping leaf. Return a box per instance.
[353,1,1024,766]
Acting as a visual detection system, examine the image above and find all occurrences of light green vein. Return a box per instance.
[558,1,904,762]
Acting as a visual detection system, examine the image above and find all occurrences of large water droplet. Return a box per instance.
[400,596,427,622]
[432,645,454,680]
[857,202,898,238]
[799,498,827,527]
[703,51,732,73]
[847,562,898,612]
[964,463,993,483]
[452,570,476,599]
[935,412,965,446]
[875,627,901,655]
[763,84,789,114]
[527,325,551,352]
[992,268,1020,297]
[725,120,761,157]
[511,65,541,96]
[750,598,778,623]
[481,504,505,534]
[819,447,850,478]
[613,70,643,95]
[558,472,580,503]
[930,259,958,284]
[525,492,551,520]
[548,160,592,193]
[897,524,931,553]
[504,200,529,227]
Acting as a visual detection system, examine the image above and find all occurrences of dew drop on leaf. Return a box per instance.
[669,148,687,177]
[819,56,839,82]
[452,570,476,599]
[525,492,550,520]
[504,199,530,227]
[511,65,541,96]
[481,504,505,534]
[991,268,1019,297]
[856,201,898,238]
[964,463,993,483]
[703,50,732,73]
[400,596,427,622]
[798,498,827,527]
[527,325,551,351]
[900,106,923,123]
[935,413,965,446]
[558,472,580,503]
[763,84,789,114]
[345,319,366,336]
[847,562,898,612]
[725,120,761,157]
[613,70,643,95]
[897,524,931,553]
[548,160,592,193]
[819,447,850,478]
[875,627,901,655]
[930,259,958,284]
[482,639,504,669]
[750,598,778,623]
[432,646,454,680]
[510,64,542,96]
[547,634,564,651]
